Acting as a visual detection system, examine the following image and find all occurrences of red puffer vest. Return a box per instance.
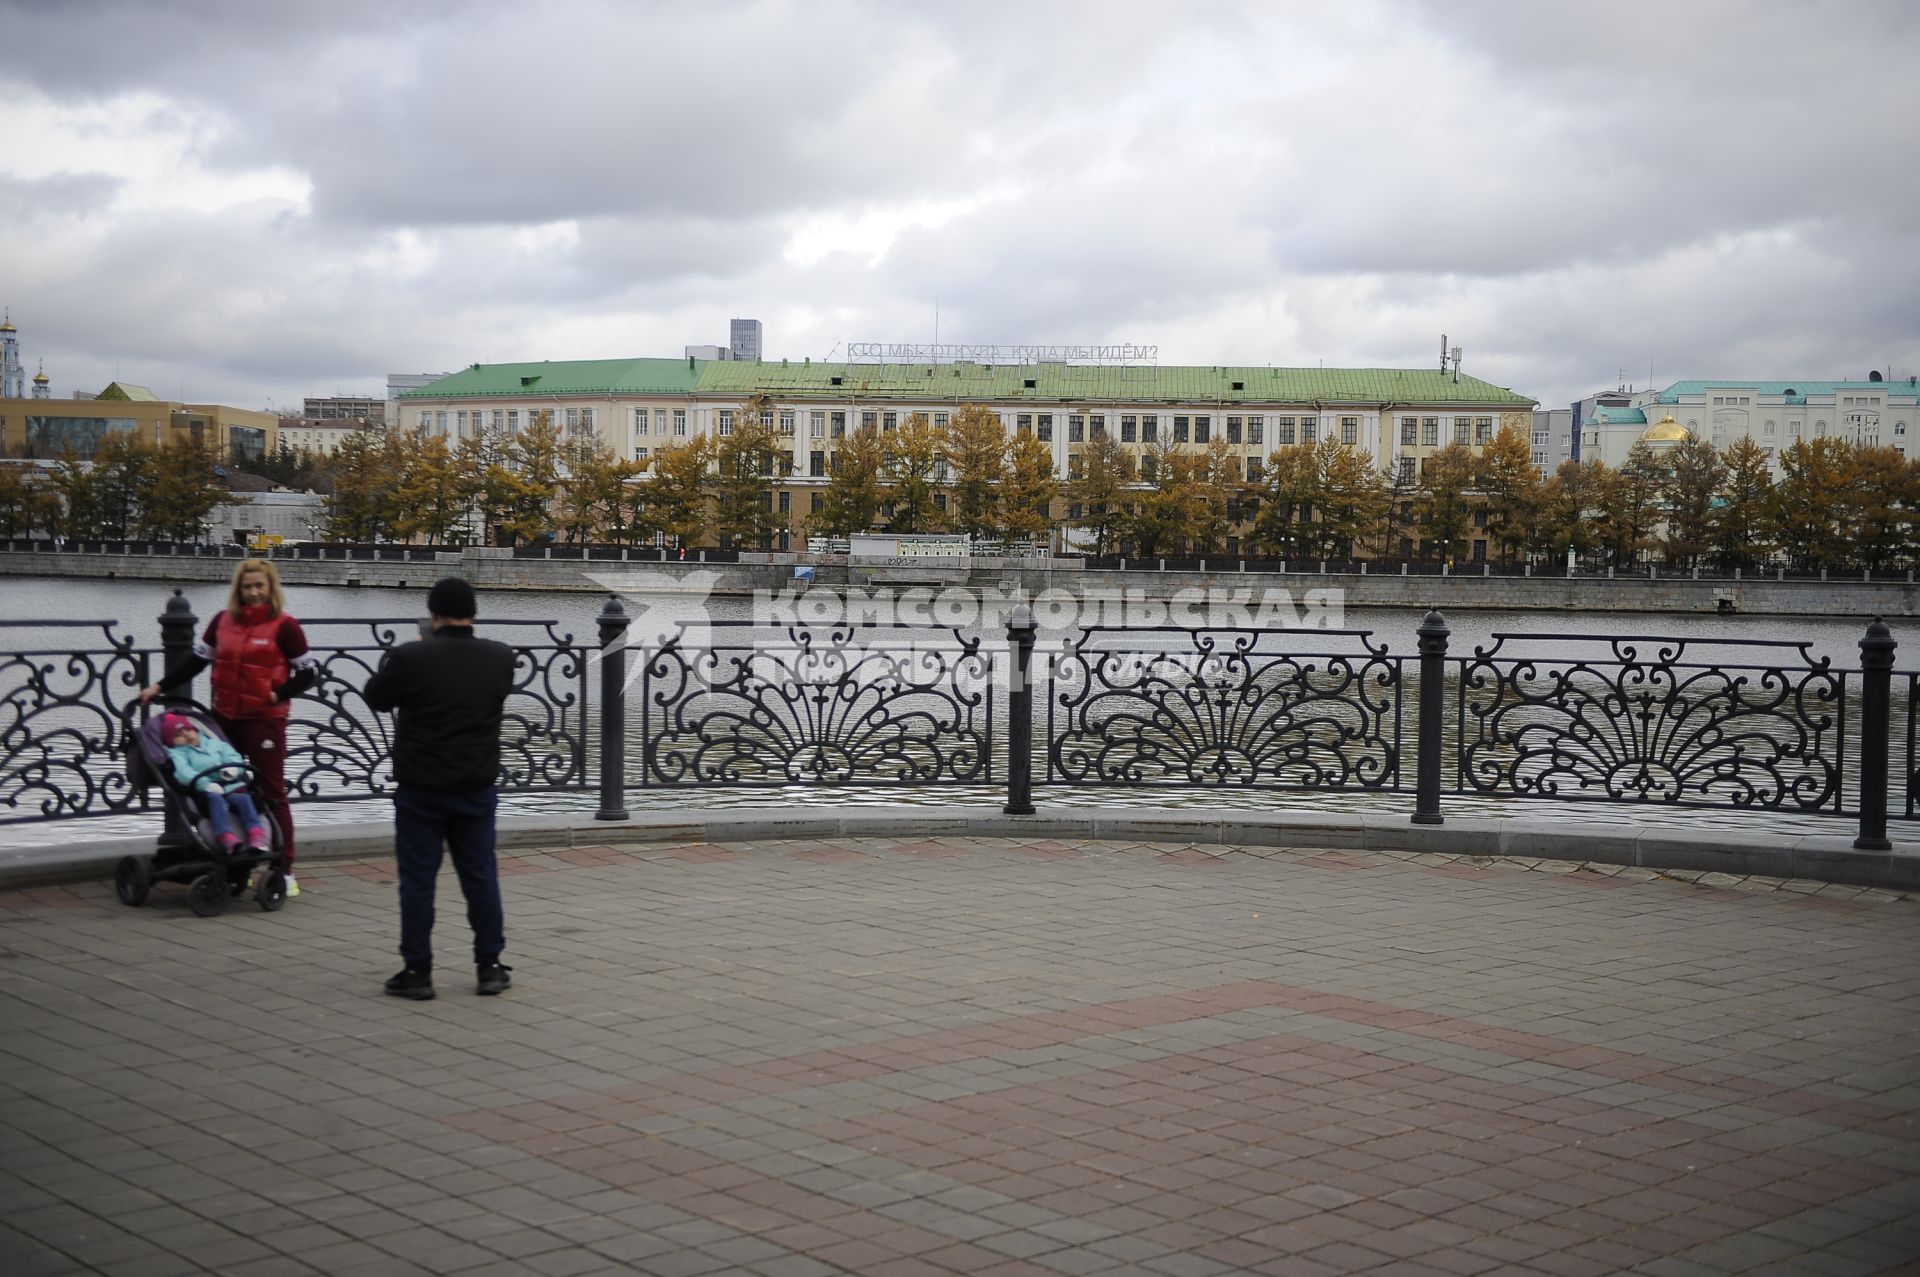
[210,605,291,721]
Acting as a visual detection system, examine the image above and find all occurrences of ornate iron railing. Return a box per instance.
[634,621,993,787]
[2,594,1908,854]
[1452,633,1848,814]
[1046,626,1403,790]
[286,617,588,802]
[0,621,152,824]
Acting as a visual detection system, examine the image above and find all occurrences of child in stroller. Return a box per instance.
[119,703,290,917]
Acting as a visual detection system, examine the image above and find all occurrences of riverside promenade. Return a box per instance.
[2,831,1916,1276]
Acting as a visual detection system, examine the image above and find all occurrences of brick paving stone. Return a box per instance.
[1,835,1917,1275]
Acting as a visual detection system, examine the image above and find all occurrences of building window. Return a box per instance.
[810,411,825,438]
[635,446,650,461]
[718,410,734,437]
[1277,416,1295,446]
[1453,416,1469,444]
[1398,457,1415,484]
[778,491,791,514]
[1121,415,1137,442]
[1246,457,1263,481]
[1401,417,1417,445]
[1194,416,1210,443]
[1017,414,1033,433]
[809,451,826,477]
[780,411,795,435]
[1174,417,1190,443]
[933,412,948,428]
[435,411,448,432]
[1763,420,1775,436]
[1247,417,1262,445]
[1068,454,1083,480]
[1090,414,1106,438]
[883,411,897,431]
[1301,418,1317,443]
[1068,415,1084,442]
[831,411,846,438]
[1143,415,1158,443]
[1226,416,1242,444]
[1421,417,1439,447]
[1038,417,1053,442]
[634,408,649,436]
[860,411,877,429]
[1341,417,1358,445]
[673,410,687,437]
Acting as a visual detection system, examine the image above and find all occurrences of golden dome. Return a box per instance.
[1639,413,1690,443]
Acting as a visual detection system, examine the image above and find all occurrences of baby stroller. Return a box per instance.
[120,701,290,917]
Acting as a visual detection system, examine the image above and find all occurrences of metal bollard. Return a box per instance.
[595,595,630,821]
[1412,609,1449,825]
[1004,603,1037,816]
[1855,618,1896,851]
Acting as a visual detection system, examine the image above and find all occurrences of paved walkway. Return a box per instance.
[1,836,1917,1277]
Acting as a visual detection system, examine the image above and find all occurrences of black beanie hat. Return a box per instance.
[427,577,477,619]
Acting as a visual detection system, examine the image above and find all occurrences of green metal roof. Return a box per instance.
[696,360,1535,406]
[400,358,703,399]
[1591,407,1648,425]
[1655,379,1919,402]
[400,356,1534,406]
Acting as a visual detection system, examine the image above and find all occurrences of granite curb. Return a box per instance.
[5,804,1916,892]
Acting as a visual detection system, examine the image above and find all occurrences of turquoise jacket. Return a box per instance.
[167,736,247,792]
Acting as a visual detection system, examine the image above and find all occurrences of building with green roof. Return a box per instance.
[397,353,1537,553]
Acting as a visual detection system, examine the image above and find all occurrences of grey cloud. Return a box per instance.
[0,171,120,218]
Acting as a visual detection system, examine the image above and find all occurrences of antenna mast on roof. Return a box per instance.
[1440,334,1448,374]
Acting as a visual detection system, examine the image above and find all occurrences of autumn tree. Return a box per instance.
[1848,446,1918,569]
[1314,441,1388,561]
[1660,437,1725,569]
[1535,458,1609,565]
[1474,425,1540,564]
[48,450,103,539]
[323,429,405,542]
[486,412,563,546]
[393,431,472,544]
[1773,437,1857,570]
[817,420,884,535]
[1415,442,1475,561]
[1069,430,1132,556]
[1594,442,1666,567]
[88,431,153,539]
[1254,443,1317,559]
[1002,428,1060,547]
[1712,437,1776,572]
[1125,436,1202,557]
[884,413,943,534]
[644,436,713,549]
[554,438,638,544]
[141,436,233,542]
[942,405,1008,540]
[712,414,782,550]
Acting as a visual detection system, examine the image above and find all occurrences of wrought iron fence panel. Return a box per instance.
[0,621,151,824]
[637,622,993,787]
[1047,627,1403,790]
[284,618,589,802]
[1454,633,1848,813]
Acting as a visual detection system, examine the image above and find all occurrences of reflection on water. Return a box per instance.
[3,577,1908,852]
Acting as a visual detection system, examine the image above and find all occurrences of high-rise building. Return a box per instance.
[729,318,762,363]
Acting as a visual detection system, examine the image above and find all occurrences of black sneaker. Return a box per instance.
[384,968,435,1001]
[476,962,512,996]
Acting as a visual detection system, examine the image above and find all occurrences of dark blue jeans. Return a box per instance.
[393,786,504,971]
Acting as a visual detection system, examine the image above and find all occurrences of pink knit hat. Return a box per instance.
[160,713,195,740]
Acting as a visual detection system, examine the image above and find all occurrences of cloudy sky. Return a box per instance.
[2,0,1915,413]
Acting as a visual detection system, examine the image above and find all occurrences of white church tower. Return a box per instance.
[0,312,23,399]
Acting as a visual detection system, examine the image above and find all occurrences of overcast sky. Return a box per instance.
[3,0,1915,414]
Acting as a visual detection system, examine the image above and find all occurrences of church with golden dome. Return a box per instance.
[1575,377,1917,475]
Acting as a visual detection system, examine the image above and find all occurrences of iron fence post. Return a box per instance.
[1005,602,1037,816]
[1855,617,1895,851]
[157,589,197,846]
[595,595,630,821]
[1412,607,1449,825]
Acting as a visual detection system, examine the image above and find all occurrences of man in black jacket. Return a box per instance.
[364,577,518,1000]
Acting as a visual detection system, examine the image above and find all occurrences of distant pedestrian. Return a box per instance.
[141,557,316,894]
[364,577,518,1001]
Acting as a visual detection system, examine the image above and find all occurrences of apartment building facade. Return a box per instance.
[399,356,1535,549]
[1578,377,1918,474]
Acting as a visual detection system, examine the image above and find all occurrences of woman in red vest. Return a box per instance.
[141,558,318,894]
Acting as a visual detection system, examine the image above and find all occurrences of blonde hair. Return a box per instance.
[227,558,286,618]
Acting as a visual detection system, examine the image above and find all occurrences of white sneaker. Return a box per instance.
[284,874,300,898]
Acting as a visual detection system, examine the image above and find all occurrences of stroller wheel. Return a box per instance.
[115,856,151,907]
[256,871,288,913]
[187,873,229,918]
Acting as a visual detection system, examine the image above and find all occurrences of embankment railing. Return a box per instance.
[0,592,1906,852]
